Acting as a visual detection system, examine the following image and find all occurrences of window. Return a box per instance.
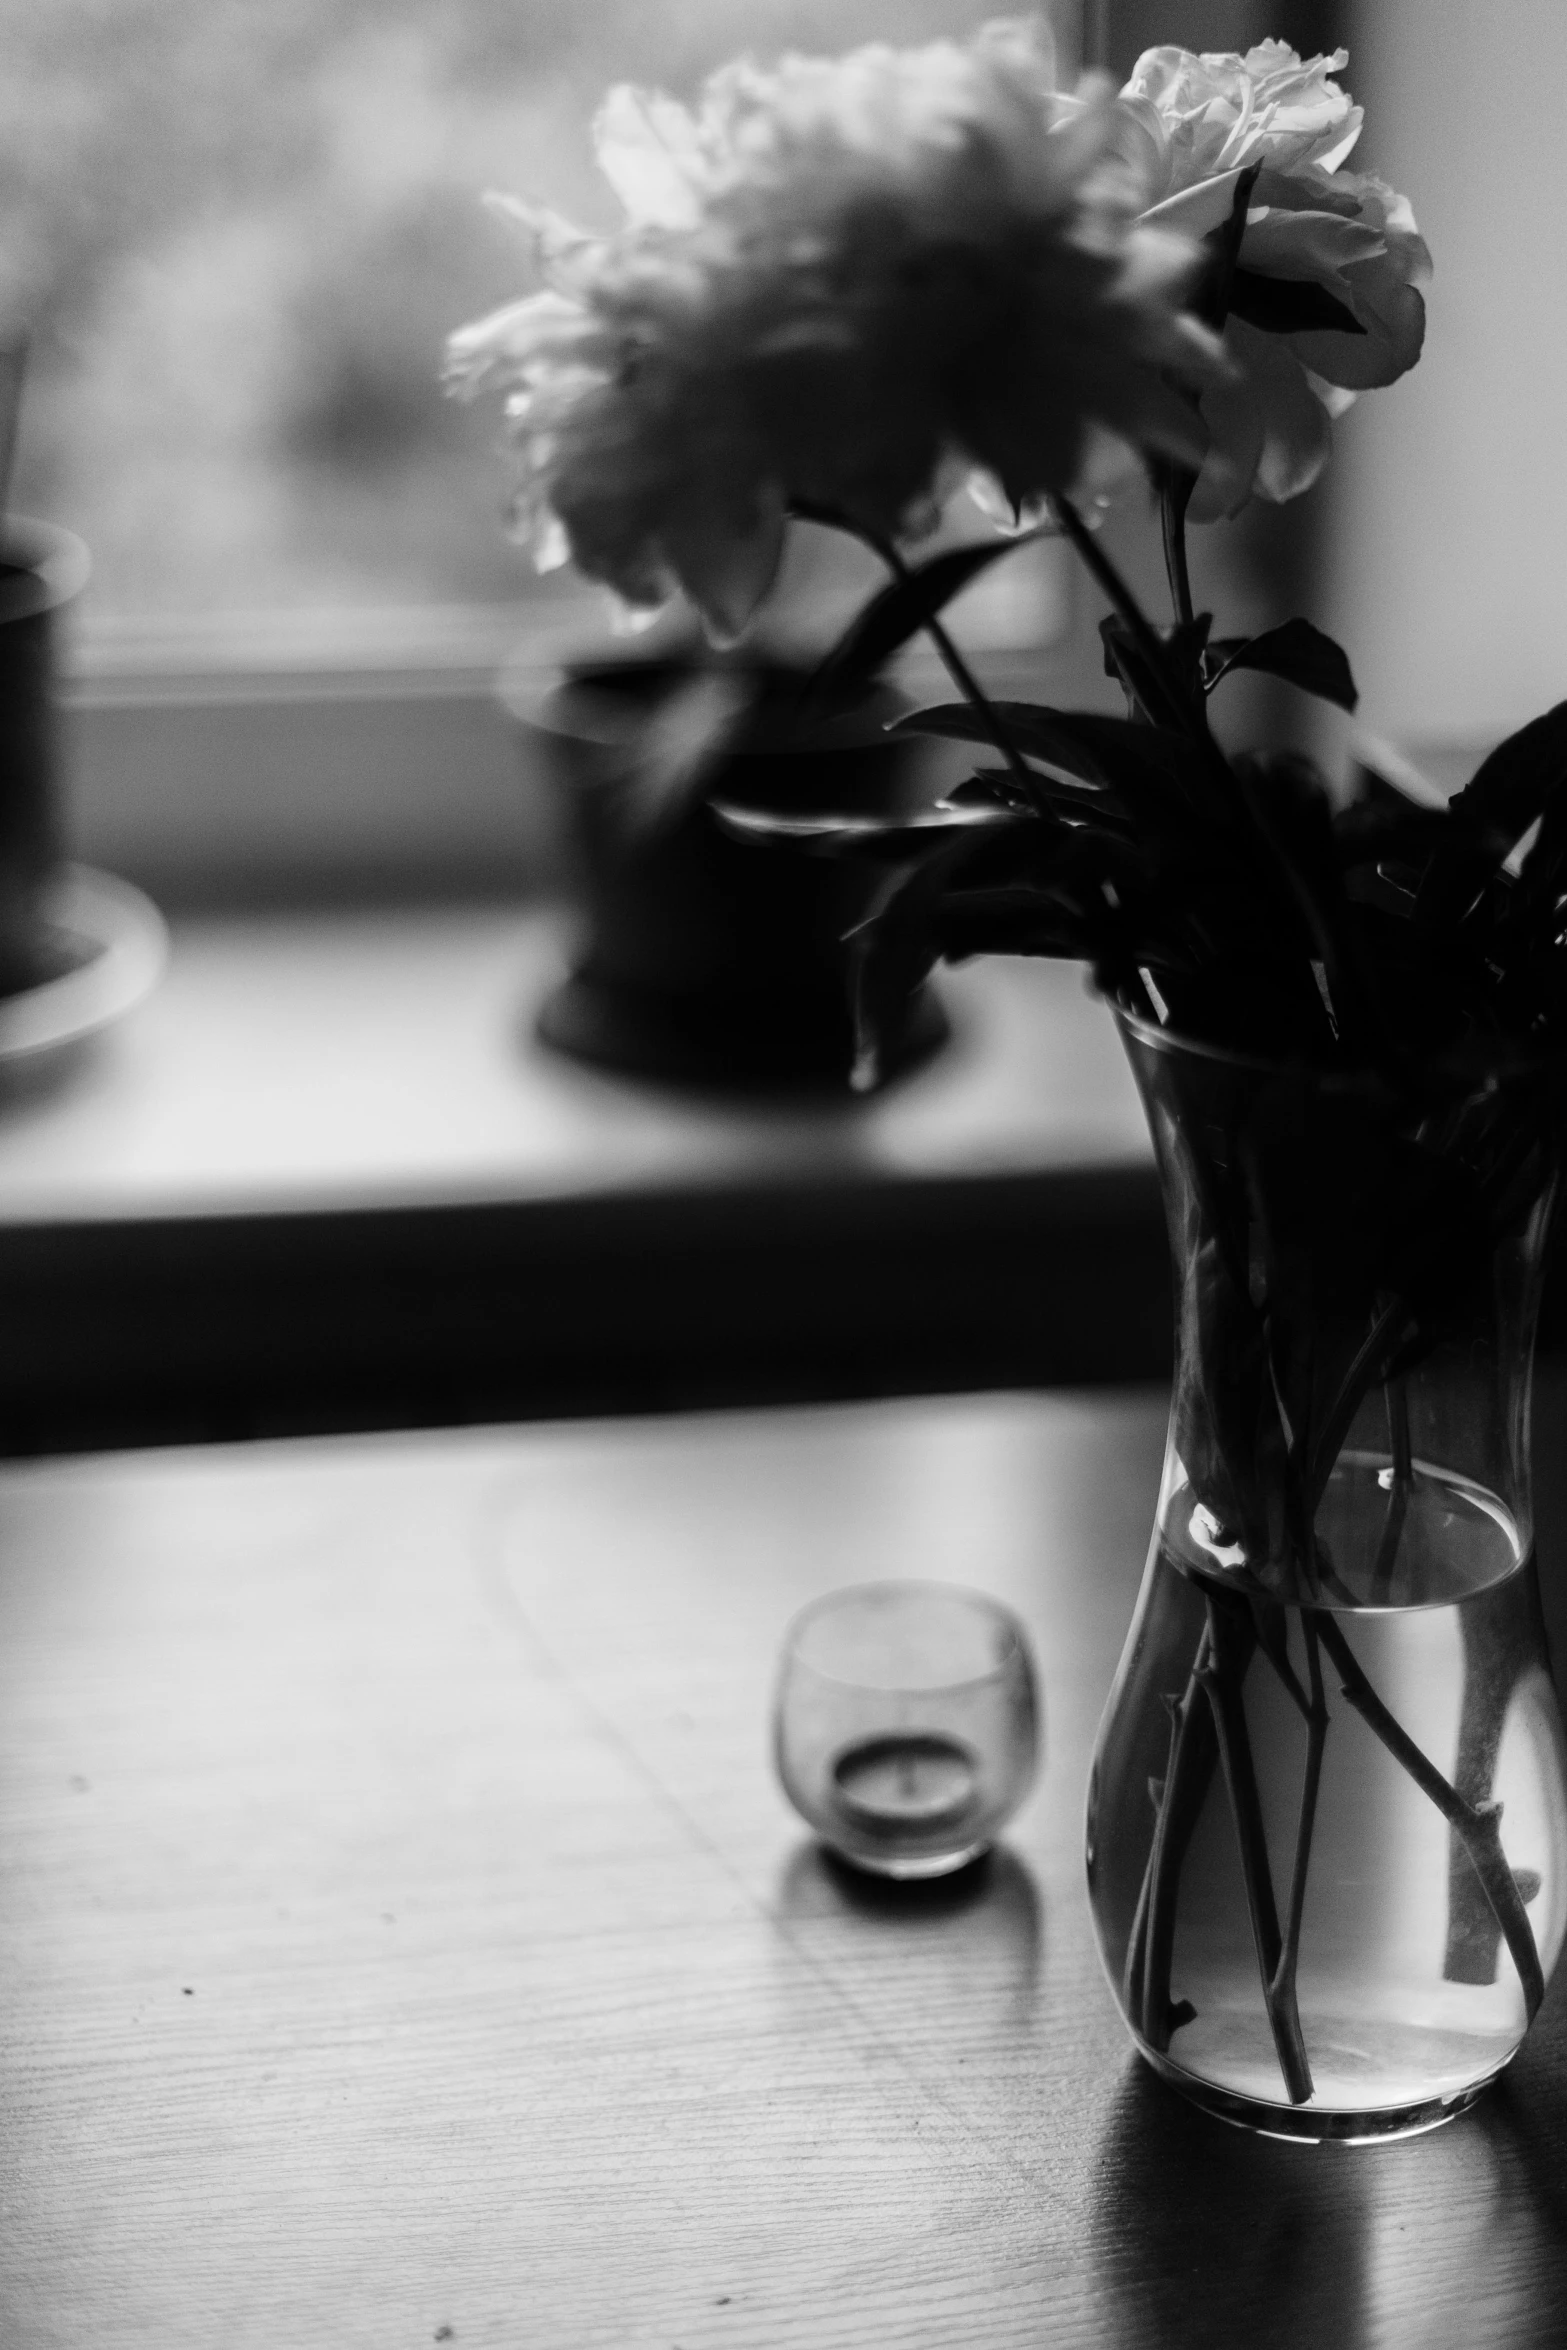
[12,1,1082,645]
[14,3,1093,900]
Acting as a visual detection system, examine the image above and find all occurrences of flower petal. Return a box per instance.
[593,84,711,230]
[1242,203,1387,277]
[1191,317,1332,518]
[660,486,788,644]
[1140,166,1249,240]
[451,20,1227,627]
[442,291,598,396]
[482,194,609,296]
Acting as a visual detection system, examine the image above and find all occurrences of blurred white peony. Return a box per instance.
[1120,40,1430,519]
[445,18,1224,640]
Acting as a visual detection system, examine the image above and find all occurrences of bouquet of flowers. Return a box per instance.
[443,22,1462,1048]
[441,20,1567,1081]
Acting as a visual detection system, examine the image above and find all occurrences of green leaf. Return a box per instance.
[850,838,977,1091]
[1350,754,1447,814]
[893,698,1099,781]
[1332,798,1448,866]
[1332,758,1450,897]
[892,698,1192,792]
[942,763,1118,835]
[1515,795,1567,913]
[1488,752,1567,956]
[1448,700,1567,847]
[710,799,1022,862]
[936,887,1104,964]
[1228,270,1367,338]
[1418,700,1567,927]
[1206,620,1359,714]
[943,771,1027,810]
[893,699,1228,851]
[800,529,1049,708]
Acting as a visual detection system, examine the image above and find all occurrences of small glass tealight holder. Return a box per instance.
[773,1581,1039,1879]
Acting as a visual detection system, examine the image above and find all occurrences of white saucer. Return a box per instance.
[0,865,168,1065]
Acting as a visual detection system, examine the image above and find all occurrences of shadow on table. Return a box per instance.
[773,1838,1043,2031]
[1089,2043,1567,2350]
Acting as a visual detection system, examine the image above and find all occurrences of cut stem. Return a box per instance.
[1199,1591,1314,2103]
[1445,1598,1531,1984]
[1158,467,1197,634]
[1051,490,1379,1059]
[1308,1295,1417,1514]
[1316,1613,1546,2019]
[1249,1596,1311,1720]
[1388,1369,1414,1482]
[1128,1622,1217,2049]
[862,527,1036,806]
[1268,1615,1328,2078]
[922,610,1034,797]
[1049,493,1202,744]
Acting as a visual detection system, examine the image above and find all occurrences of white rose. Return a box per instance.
[1120,41,1430,517]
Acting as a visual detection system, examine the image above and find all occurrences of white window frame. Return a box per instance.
[61,605,584,908]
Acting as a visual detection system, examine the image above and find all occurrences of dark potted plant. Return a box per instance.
[505,647,949,1089]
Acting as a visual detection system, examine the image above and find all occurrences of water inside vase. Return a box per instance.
[1089,1460,1567,2132]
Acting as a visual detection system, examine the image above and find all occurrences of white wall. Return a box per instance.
[1325,0,1567,747]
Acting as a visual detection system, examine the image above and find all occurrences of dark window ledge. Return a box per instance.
[0,907,1167,1454]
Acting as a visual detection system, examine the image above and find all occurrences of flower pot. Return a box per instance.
[511,656,949,1092]
[0,518,90,997]
[1087,1014,1567,2140]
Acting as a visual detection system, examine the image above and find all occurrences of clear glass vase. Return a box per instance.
[1087,1012,1567,2140]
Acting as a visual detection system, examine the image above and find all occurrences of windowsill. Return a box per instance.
[0,903,1166,1454]
[0,902,1148,1220]
[33,611,1523,1456]
[57,611,1103,915]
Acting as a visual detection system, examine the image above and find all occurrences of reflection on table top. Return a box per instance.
[5,1388,1567,2348]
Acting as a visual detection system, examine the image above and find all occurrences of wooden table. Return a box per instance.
[6,1388,1567,2347]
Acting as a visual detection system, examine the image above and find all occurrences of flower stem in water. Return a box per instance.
[1125,1620,1215,2046]
[1315,1612,1546,2019]
[1268,1615,1328,2080]
[1198,1590,1314,2103]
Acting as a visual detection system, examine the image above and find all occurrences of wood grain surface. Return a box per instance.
[4,1389,1567,2348]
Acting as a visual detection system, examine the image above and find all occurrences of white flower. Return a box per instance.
[446,18,1225,639]
[1120,41,1430,518]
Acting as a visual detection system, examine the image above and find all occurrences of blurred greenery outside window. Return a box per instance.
[20,2,1327,910]
[11,0,1097,680]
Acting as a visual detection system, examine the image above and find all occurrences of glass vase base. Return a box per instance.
[1136,2042,1504,2144]
[824,1835,991,1882]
